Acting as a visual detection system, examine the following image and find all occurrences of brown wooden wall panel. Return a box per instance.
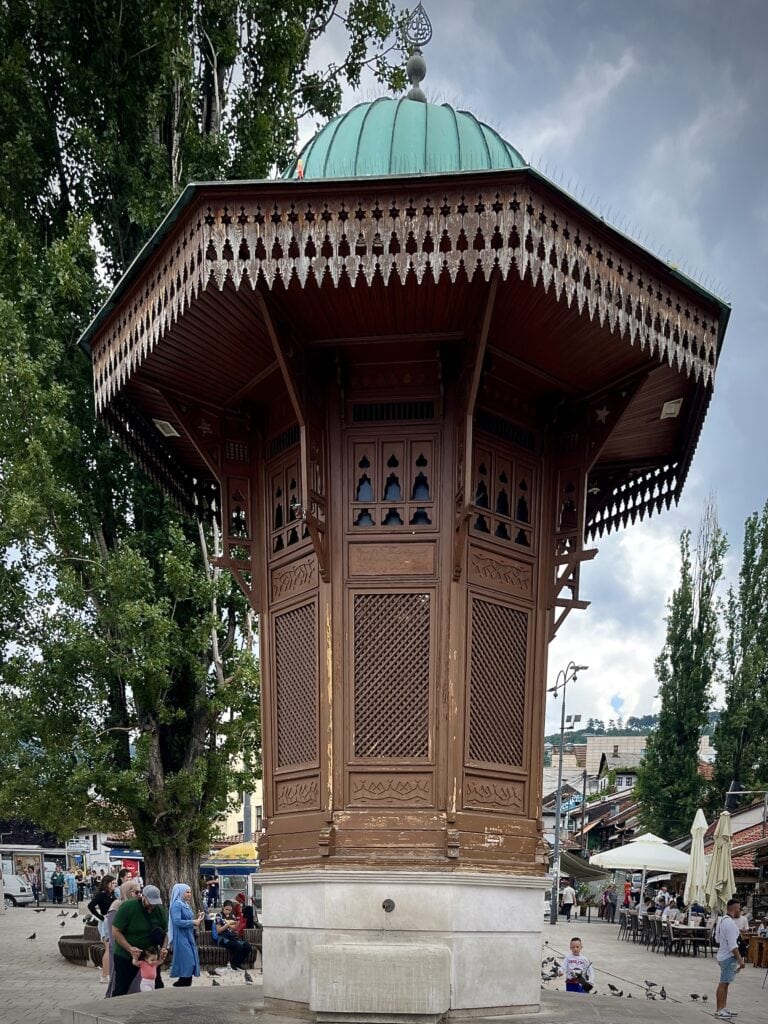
[348,772,433,808]
[466,596,528,769]
[467,544,533,601]
[463,773,526,815]
[352,592,431,760]
[274,775,321,813]
[348,542,435,577]
[274,600,318,770]
[270,553,318,603]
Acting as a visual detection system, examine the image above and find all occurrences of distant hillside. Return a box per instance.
[544,710,720,747]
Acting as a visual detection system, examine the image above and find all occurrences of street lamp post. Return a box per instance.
[548,661,588,926]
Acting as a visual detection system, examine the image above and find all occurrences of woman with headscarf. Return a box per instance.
[168,883,204,987]
[105,879,142,998]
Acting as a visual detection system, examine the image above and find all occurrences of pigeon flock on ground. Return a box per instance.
[541,956,714,1004]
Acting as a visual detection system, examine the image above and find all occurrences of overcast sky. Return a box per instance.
[311,1,768,736]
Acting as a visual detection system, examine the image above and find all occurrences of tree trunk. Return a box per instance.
[142,847,203,911]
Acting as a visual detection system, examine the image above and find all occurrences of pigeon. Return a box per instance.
[690,994,699,1001]
[608,984,619,993]
[244,971,254,984]
[646,980,658,988]
[58,910,67,917]
[60,921,66,927]
[610,990,623,998]
[206,969,217,977]
[212,979,220,987]
[660,987,667,1000]
[33,908,45,913]
[646,990,656,1000]
[71,912,78,919]
[27,933,36,940]
[702,995,708,1003]
[627,993,632,998]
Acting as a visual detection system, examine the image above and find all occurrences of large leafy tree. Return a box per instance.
[0,1,406,893]
[710,502,768,810]
[634,500,727,838]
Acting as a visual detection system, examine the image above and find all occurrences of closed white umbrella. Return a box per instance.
[704,811,736,912]
[683,808,708,907]
[590,832,690,907]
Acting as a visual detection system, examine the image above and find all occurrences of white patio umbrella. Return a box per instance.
[704,811,736,912]
[683,808,708,907]
[590,832,691,905]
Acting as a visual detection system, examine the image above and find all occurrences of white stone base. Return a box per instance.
[259,869,547,1019]
[311,942,450,1024]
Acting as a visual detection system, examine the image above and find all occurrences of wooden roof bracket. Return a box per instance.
[550,546,597,640]
[160,394,263,611]
[453,275,498,581]
[257,291,329,582]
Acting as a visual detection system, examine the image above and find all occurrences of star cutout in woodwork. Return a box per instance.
[594,405,610,424]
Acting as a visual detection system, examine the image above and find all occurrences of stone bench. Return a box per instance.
[58,924,103,968]
[310,944,450,1024]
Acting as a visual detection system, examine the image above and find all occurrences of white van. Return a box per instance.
[3,873,35,908]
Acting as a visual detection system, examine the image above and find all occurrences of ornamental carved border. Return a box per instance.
[91,183,719,412]
[464,776,525,815]
[349,772,433,807]
[468,547,533,597]
[271,554,318,603]
[275,776,320,813]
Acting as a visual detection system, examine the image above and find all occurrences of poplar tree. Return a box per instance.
[0,1,405,895]
[710,502,768,809]
[634,500,727,838]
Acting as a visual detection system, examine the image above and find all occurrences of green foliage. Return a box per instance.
[709,501,768,810]
[0,1,405,876]
[634,501,727,838]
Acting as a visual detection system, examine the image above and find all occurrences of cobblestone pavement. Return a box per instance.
[1,905,766,1024]
[0,903,259,1024]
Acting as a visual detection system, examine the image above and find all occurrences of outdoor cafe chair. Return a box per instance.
[651,916,663,953]
[617,908,628,941]
[629,911,639,943]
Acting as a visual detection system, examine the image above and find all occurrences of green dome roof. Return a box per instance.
[282,97,525,180]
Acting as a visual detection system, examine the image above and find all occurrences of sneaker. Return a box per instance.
[715,1011,735,1019]
[215,967,233,976]
[98,976,109,984]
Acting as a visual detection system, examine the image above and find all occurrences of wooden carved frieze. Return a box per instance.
[275,777,320,812]
[464,776,525,815]
[92,186,720,414]
[349,773,433,807]
[468,548,532,596]
[270,554,318,602]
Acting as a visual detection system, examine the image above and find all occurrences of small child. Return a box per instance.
[560,936,594,993]
[132,945,161,992]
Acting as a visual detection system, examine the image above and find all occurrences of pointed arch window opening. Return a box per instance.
[268,447,312,561]
[350,435,438,531]
[470,440,536,551]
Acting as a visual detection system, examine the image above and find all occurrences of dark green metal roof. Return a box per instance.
[282,97,526,179]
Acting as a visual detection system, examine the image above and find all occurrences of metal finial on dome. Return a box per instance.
[404,3,432,102]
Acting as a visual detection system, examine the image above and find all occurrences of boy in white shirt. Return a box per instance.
[560,936,594,993]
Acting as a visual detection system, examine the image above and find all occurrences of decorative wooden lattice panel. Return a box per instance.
[274,602,317,768]
[353,593,431,759]
[467,599,527,767]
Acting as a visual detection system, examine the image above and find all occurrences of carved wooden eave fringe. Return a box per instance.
[91,183,720,414]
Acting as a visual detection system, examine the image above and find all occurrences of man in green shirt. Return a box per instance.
[111,885,168,996]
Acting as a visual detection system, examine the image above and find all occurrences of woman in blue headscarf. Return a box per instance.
[168,882,204,986]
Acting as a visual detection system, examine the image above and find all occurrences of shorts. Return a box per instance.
[98,918,110,941]
[718,956,739,984]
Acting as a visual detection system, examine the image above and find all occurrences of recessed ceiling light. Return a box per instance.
[660,398,683,420]
[153,418,180,438]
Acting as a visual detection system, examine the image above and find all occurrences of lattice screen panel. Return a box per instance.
[467,599,527,767]
[274,602,318,768]
[353,593,431,759]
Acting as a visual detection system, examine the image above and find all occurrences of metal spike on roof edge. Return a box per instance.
[405,2,432,102]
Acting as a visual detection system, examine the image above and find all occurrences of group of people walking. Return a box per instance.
[86,868,254,996]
